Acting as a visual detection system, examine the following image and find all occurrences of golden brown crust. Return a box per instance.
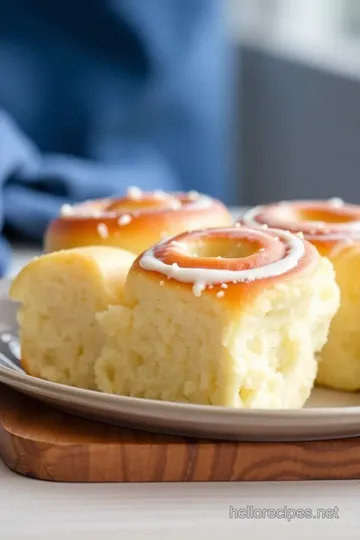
[44,191,233,254]
[10,246,136,305]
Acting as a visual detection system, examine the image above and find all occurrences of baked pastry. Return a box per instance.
[44,188,232,254]
[95,226,339,408]
[9,246,136,389]
[240,199,360,391]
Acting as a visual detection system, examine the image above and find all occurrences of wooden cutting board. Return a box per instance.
[1,383,360,483]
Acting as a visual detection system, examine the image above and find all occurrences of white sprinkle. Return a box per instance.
[235,222,242,228]
[92,211,102,218]
[168,200,182,210]
[60,204,74,216]
[188,190,200,200]
[97,223,108,238]
[153,189,167,199]
[221,283,228,289]
[232,280,237,284]
[172,263,180,271]
[328,197,344,207]
[296,231,304,239]
[217,291,225,298]
[160,280,165,286]
[216,256,223,259]
[192,282,205,297]
[259,248,265,252]
[118,214,132,226]
[127,186,143,199]
[261,224,268,229]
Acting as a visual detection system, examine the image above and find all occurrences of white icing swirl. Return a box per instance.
[241,205,265,227]
[242,202,360,242]
[139,228,306,285]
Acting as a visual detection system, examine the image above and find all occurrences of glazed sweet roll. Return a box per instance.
[44,187,232,254]
[240,199,360,391]
[10,246,136,389]
[95,226,339,408]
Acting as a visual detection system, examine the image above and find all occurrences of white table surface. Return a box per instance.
[2,243,360,539]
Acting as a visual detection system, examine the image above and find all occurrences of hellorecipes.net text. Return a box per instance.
[229,505,339,522]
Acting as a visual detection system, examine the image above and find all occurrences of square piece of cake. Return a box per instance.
[95,227,339,408]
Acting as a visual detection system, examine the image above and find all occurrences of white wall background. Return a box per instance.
[227,0,360,79]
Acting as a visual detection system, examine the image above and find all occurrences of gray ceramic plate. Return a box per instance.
[1,278,360,442]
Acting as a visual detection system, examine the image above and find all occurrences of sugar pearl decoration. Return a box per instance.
[127,186,143,199]
[60,204,74,216]
[328,197,344,207]
[118,214,132,226]
[192,282,205,297]
[153,190,167,199]
[97,223,108,238]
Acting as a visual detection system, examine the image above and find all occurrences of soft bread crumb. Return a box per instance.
[95,256,339,408]
[10,246,136,389]
[316,244,360,390]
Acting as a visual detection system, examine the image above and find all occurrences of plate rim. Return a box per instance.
[1,362,360,419]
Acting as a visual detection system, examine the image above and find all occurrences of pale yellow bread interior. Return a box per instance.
[10,246,136,389]
[239,200,360,393]
[95,256,339,409]
[315,243,360,391]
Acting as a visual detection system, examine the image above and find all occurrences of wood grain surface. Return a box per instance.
[1,383,360,482]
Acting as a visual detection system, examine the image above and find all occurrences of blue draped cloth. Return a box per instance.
[0,0,234,276]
